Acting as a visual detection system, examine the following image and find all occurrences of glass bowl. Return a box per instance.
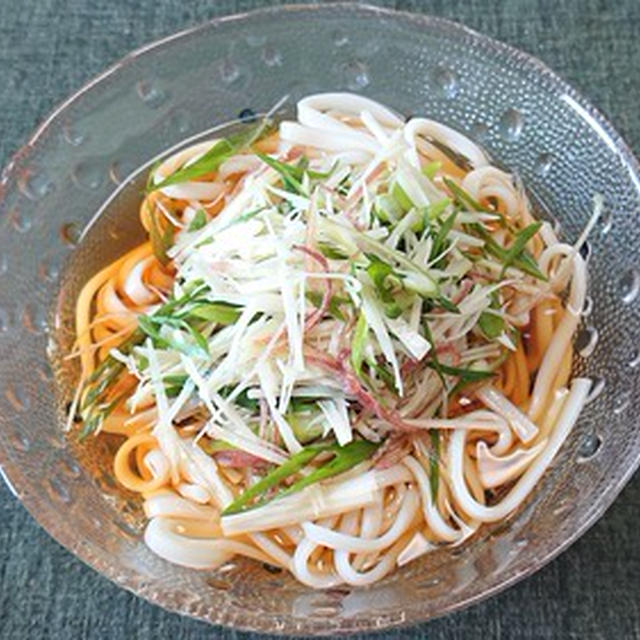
[0,4,638,635]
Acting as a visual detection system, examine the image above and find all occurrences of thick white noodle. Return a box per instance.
[176,482,211,504]
[448,378,591,522]
[297,93,403,130]
[462,167,519,215]
[334,537,401,586]
[144,517,273,569]
[280,121,380,154]
[302,488,419,552]
[292,515,343,588]
[143,492,217,520]
[143,449,170,482]
[528,252,586,420]
[402,411,514,455]
[476,386,539,444]
[292,537,342,588]
[475,439,548,489]
[351,492,384,570]
[218,154,261,179]
[404,118,489,169]
[122,255,157,306]
[161,181,225,201]
[403,455,463,542]
[247,532,294,571]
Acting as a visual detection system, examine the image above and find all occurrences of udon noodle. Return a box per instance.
[69,93,594,587]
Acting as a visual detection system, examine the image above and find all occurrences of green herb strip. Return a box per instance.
[350,310,369,377]
[187,302,241,325]
[305,290,348,321]
[221,440,379,515]
[436,296,460,314]
[426,361,495,382]
[256,153,336,195]
[422,160,442,180]
[472,224,546,280]
[149,120,273,192]
[149,204,174,266]
[425,197,451,222]
[366,254,403,318]
[443,177,489,213]
[137,314,210,359]
[188,209,207,232]
[429,429,440,502]
[478,310,504,339]
[500,222,543,276]
[257,152,305,193]
[429,210,458,265]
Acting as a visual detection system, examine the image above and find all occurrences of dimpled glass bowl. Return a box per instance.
[0,4,639,635]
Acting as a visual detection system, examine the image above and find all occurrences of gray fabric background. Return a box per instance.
[0,1,639,638]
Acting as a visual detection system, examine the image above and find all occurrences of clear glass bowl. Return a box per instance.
[0,4,638,635]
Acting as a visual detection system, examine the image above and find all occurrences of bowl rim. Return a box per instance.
[1,3,639,635]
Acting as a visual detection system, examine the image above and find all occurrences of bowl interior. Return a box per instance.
[0,4,639,635]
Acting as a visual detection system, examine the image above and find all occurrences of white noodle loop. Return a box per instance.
[449,378,591,522]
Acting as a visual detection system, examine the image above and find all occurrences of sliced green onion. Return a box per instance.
[188,209,207,232]
[500,222,543,276]
[188,302,241,325]
[150,119,273,192]
[257,152,305,194]
[391,181,414,212]
[422,160,442,180]
[149,204,174,266]
[429,210,458,264]
[429,429,440,501]
[443,177,488,213]
[472,224,547,280]
[222,440,379,515]
[426,361,495,382]
[478,310,504,339]
[373,194,403,223]
[351,310,368,377]
[426,197,451,221]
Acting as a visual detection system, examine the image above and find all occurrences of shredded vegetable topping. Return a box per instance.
[70,93,594,587]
